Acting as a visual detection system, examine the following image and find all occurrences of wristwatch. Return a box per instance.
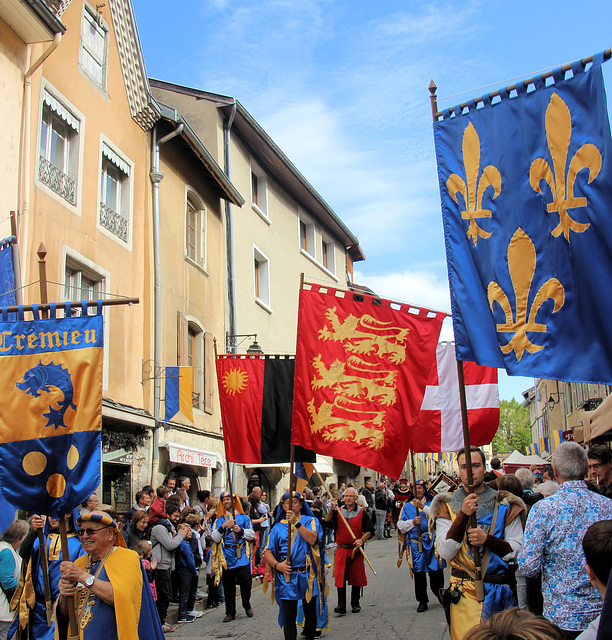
[295,522,302,530]
[84,575,95,588]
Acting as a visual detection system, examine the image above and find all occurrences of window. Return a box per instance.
[38,91,80,206]
[65,259,106,306]
[80,3,108,90]
[178,313,214,415]
[185,193,206,268]
[298,213,315,257]
[253,246,271,308]
[250,161,268,218]
[321,238,336,275]
[99,143,131,244]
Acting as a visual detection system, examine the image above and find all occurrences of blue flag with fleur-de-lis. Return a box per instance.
[434,52,612,384]
[0,305,103,517]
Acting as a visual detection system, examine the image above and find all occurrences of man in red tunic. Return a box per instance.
[324,487,374,614]
[392,478,412,527]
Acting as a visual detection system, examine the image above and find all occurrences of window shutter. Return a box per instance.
[204,331,214,414]
[177,311,188,366]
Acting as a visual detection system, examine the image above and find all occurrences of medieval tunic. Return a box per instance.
[55,546,165,640]
[432,487,524,640]
[10,530,84,640]
[328,505,374,588]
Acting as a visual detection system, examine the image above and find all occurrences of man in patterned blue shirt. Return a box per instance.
[518,442,612,639]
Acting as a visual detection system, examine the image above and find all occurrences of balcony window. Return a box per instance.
[99,143,131,244]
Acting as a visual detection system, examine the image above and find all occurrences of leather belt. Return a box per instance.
[337,544,355,549]
[451,568,512,585]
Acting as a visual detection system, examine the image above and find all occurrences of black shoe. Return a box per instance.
[223,614,235,623]
[315,632,322,638]
[245,608,254,617]
[351,606,361,613]
[417,602,428,613]
[333,606,346,615]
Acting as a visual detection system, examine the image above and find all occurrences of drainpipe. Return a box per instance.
[19,33,62,278]
[149,123,184,485]
[223,101,237,489]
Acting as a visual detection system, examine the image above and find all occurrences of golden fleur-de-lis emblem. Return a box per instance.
[447,122,501,245]
[530,92,602,241]
[487,228,565,361]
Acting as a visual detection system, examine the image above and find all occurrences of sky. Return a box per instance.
[132,0,612,402]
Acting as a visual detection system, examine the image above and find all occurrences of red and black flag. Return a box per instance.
[216,354,314,464]
[291,284,445,478]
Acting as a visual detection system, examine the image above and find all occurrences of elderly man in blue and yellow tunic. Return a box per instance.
[263,491,325,640]
[211,491,255,623]
[397,480,445,612]
[56,511,164,639]
[430,447,524,640]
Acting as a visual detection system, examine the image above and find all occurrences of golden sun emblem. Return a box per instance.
[222,368,249,396]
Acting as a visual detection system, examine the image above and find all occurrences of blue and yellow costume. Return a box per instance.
[9,514,84,640]
[211,492,254,620]
[264,492,327,640]
[431,487,524,640]
[398,486,445,610]
[55,513,164,640]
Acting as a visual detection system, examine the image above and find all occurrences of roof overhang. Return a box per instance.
[154,100,244,207]
[226,102,364,261]
[0,0,65,43]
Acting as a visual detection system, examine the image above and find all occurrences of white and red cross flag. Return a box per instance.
[411,341,499,453]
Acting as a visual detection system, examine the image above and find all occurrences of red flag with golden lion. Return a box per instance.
[291,284,445,477]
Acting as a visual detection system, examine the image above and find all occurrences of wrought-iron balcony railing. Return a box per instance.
[99,202,128,242]
[39,156,76,205]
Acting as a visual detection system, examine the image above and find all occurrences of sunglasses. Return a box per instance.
[78,526,111,537]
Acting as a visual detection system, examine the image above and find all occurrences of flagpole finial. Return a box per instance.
[429,79,439,121]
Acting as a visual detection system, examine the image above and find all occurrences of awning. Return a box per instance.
[44,90,80,132]
[160,441,220,469]
[587,394,612,441]
[102,143,130,176]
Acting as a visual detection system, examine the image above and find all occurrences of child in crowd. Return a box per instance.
[136,540,157,600]
[577,519,612,640]
[174,525,199,623]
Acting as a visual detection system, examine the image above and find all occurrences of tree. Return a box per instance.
[491,399,531,456]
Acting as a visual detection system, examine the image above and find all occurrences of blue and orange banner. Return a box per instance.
[434,52,612,384]
[0,309,103,517]
[164,366,194,422]
[552,429,564,448]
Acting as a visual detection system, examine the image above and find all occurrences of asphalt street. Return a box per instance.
[169,534,450,640]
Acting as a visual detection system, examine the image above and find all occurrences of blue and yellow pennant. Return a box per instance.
[0,305,103,517]
[434,52,612,384]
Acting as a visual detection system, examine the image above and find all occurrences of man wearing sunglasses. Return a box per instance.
[57,511,164,639]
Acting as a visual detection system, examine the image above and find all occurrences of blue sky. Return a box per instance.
[132,0,612,402]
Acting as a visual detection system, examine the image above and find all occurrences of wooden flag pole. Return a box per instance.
[409,450,424,554]
[37,528,53,627]
[313,468,376,575]
[58,516,79,640]
[285,445,295,582]
[36,248,78,633]
[429,79,484,602]
[456,359,484,602]
[226,462,242,560]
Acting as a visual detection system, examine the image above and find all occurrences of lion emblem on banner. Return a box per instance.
[308,306,408,450]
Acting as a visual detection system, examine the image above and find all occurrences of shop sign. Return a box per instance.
[166,443,217,468]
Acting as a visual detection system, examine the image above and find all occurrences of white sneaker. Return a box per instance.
[188,610,203,618]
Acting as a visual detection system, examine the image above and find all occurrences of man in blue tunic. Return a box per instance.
[9,513,84,640]
[397,480,445,612]
[264,491,325,640]
[211,491,255,623]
